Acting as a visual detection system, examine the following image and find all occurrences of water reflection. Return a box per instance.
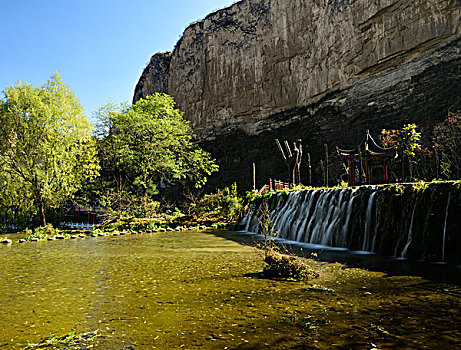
[1,231,460,349]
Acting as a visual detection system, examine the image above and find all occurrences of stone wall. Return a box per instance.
[134,0,461,189]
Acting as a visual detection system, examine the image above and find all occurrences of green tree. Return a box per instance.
[93,102,130,218]
[400,123,421,180]
[434,111,461,178]
[0,73,100,226]
[380,124,421,181]
[95,93,218,217]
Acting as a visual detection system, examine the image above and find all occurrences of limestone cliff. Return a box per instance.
[134,0,461,188]
[133,52,171,103]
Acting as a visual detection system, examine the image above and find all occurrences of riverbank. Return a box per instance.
[0,230,459,349]
[0,214,233,244]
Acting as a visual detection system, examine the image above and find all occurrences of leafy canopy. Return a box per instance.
[95,93,218,217]
[0,73,99,225]
[434,111,461,177]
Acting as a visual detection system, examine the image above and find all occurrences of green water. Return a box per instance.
[0,231,460,349]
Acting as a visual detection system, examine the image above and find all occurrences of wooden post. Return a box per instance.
[369,162,373,184]
[253,162,256,190]
[276,139,302,185]
[349,160,355,186]
[320,160,325,187]
[365,160,369,184]
[294,139,303,185]
[434,148,439,178]
[276,139,292,184]
[384,161,388,183]
[358,146,363,185]
[324,144,329,187]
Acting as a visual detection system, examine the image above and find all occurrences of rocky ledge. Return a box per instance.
[134,0,461,188]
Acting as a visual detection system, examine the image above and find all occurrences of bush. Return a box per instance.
[22,224,60,241]
[193,183,242,220]
[263,250,319,281]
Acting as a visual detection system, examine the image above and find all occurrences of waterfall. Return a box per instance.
[272,192,302,238]
[337,189,358,247]
[362,192,377,252]
[442,192,452,261]
[239,183,460,264]
[401,201,418,258]
[294,191,316,242]
[321,190,347,246]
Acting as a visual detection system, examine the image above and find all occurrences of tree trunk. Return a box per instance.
[324,144,329,187]
[39,202,46,226]
[320,160,325,187]
[294,139,302,185]
[253,162,256,190]
[275,139,294,185]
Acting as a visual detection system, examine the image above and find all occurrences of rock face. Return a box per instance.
[134,0,461,188]
[133,52,171,104]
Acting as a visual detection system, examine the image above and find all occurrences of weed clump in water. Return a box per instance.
[256,199,319,281]
[23,330,102,349]
[263,249,319,280]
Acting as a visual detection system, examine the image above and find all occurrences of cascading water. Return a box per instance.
[442,192,452,261]
[362,192,377,252]
[240,182,461,265]
[401,201,418,258]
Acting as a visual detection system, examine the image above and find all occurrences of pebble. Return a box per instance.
[120,232,126,235]
[71,235,77,239]
[113,232,120,236]
[56,235,65,239]
[18,239,25,243]
[91,234,97,237]
[2,239,12,244]
[31,238,39,242]
[47,237,55,241]
[78,234,86,238]
[160,228,166,232]
[97,233,106,237]
[166,228,173,231]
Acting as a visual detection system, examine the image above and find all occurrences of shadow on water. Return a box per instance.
[210,230,461,287]
[1,229,460,349]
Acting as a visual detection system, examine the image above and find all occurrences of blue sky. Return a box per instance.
[0,0,236,122]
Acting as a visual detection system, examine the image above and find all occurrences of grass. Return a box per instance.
[23,330,102,349]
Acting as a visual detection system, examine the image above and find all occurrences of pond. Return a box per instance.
[0,230,460,349]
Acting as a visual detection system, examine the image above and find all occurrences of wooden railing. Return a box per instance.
[241,179,290,218]
[258,178,290,194]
